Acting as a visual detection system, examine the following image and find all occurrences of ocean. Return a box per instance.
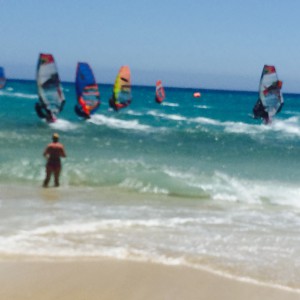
[0,79,300,291]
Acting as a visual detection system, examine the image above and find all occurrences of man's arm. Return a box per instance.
[61,146,66,158]
[43,146,49,158]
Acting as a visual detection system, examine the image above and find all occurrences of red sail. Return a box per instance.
[155,80,165,103]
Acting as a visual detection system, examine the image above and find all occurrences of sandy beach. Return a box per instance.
[0,259,299,300]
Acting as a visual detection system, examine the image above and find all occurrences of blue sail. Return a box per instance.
[0,67,6,89]
[75,62,100,118]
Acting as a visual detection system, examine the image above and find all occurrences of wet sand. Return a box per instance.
[0,259,299,300]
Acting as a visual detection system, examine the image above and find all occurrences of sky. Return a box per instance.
[1,0,300,92]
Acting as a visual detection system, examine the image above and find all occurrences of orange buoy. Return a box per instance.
[193,92,201,98]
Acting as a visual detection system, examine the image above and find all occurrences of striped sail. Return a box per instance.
[75,62,100,118]
[109,66,132,111]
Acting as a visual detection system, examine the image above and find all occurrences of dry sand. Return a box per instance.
[0,259,299,300]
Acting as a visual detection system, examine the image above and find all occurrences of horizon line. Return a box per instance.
[5,77,300,96]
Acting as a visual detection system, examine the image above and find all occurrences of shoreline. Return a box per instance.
[0,259,299,300]
[1,183,300,294]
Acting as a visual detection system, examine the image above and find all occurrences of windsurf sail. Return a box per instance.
[75,62,100,118]
[0,67,6,89]
[109,66,132,111]
[35,53,65,122]
[253,65,284,123]
[155,80,165,103]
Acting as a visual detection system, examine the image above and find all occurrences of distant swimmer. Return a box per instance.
[43,133,66,187]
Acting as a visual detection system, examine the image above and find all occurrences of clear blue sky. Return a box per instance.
[1,0,299,92]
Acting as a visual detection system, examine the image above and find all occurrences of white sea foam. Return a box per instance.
[162,168,194,181]
[192,116,220,125]
[186,114,300,139]
[223,121,267,135]
[147,110,187,121]
[283,110,300,116]
[0,90,38,100]
[205,171,300,208]
[161,167,300,208]
[161,102,179,107]
[126,110,143,116]
[89,114,151,131]
[49,119,78,131]
[223,117,300,138]
[119,178,169,195]
[271,117,300,137]
[194,105,210,109]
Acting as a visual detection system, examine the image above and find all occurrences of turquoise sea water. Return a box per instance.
[0,80,300,291]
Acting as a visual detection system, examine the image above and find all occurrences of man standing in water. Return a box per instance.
[43,133,66,187]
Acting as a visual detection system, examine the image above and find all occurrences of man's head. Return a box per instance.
[52,133,59,142]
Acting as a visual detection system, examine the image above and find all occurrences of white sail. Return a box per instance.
[258,65,283,118]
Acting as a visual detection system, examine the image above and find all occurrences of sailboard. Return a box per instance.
[109,66,132,111]
[253,65,284,124]
[75,62,100,119]
[155,80,165,104]
[35,53,65,123]
[0,67,6,89]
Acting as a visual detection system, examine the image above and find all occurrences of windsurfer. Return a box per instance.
[109,97,120,111]
[109,97,131,111]
[35,100,56,123]
[110,66,132,111]
[79,97,91,117]
[253,65,283,124]
[253,98,269,123]
[43,133,66,187]
[75,63,100,119]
